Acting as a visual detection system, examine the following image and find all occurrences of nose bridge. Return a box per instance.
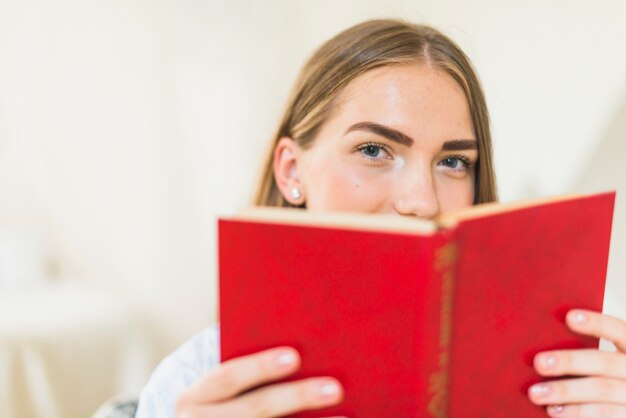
[394,160,440,219]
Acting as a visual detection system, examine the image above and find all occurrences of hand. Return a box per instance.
[528,309,626,417]
[175,346,344,418]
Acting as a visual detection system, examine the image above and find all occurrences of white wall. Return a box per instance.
[576,93,626,321]
[0,0,625,356]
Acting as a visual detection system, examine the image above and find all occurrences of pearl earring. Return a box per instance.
[291,188,301,200]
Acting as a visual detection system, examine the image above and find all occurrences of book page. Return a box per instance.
[233,206,438,235]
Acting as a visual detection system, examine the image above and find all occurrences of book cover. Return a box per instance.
[218,191,615,417]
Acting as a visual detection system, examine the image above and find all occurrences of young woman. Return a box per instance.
[136,19,626,418]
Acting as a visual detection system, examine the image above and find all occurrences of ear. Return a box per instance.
[273,137,306,205]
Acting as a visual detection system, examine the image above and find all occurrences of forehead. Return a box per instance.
[330,63,474,139]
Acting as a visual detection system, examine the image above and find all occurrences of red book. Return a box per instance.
[218,192,615,417]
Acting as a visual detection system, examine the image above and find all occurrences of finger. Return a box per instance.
[566,310,626,351]
[184,347,300,403]
[210,377,343,417]
[546,403,626,417]
[528,377,626,405]
[534,349,626,379]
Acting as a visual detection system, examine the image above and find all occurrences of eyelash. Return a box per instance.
[356,143,476,170]
[438,154,475,170]
[355,141,392,162]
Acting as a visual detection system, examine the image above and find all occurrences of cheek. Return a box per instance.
[305,158,389,212]
[435,176,475,213]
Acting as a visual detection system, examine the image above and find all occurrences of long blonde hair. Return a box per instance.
[254,19,497,206]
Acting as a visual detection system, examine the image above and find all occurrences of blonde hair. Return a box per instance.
[253,19,497,206]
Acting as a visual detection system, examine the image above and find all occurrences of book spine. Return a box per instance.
[427,238,458,418]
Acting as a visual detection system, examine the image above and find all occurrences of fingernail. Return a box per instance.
[319,381,341,398]
[529,383,552,398]
[276,351,297,367]
[572,310,588,324]
[548,404,564,415]
[538,354,557,370]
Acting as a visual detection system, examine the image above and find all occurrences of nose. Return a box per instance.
[393,165,440,219]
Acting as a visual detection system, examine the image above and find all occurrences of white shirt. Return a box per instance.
[135,325,220,418]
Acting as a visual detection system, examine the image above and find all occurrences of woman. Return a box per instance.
[136,19,626,418]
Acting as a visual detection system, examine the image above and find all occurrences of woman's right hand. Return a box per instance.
[175,346,344,418]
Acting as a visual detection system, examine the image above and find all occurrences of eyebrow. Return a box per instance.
[345,122,477,151]
[442,139,478,151]
[346,122,413,146]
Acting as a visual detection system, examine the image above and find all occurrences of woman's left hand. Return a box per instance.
[528,309,626,417]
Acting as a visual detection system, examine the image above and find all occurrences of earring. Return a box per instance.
[291,188,301,200]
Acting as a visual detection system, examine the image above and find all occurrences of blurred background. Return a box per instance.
[0,0,624,417]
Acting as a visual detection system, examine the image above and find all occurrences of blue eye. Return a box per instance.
[363,145,383,158]
[437,156,474,178]
[440,157,467,169]
[356,142,392,161]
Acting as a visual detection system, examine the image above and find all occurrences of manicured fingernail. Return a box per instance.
[572,311,588,324]
[276,351,297,367]
[538,354,557,370]
[319,381,341,398]
[548,404,564,415]
[530,383,552,398]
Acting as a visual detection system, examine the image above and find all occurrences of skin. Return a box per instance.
[175,63,626,417]
[529,310,626,417]
[277,63,477,218]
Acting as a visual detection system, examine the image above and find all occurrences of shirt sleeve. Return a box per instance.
[134,324,220,418]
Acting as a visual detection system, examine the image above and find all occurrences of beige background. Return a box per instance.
[0,1,624,417]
